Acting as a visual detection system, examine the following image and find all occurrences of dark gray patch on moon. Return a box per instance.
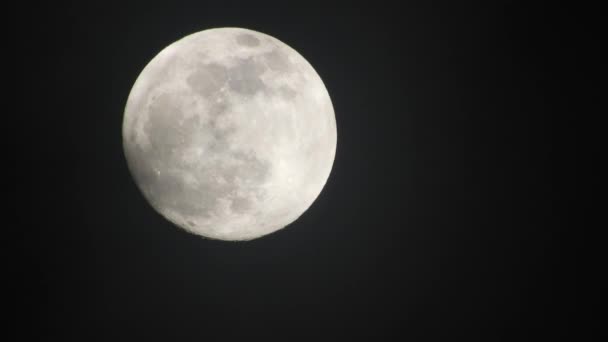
[236,33,260,47]
[227,58,267,95]
[278,85,297,99]
[186,63,228,96]
[231,151,270,184]
[230,196,252,213]
[210,123,237,143]
[262,49,291,72]
[208,100,228,117]
[145,93,198,154]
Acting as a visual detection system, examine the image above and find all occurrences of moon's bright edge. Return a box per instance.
[122,27,337,241]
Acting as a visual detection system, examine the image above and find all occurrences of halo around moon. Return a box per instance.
[122,27,337,241]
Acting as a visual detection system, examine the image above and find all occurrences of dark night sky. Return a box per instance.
[12,1,575,340]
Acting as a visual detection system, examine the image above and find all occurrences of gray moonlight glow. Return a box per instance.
[122,27,337,241]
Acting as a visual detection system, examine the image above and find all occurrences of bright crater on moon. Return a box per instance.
[123,28,337,241]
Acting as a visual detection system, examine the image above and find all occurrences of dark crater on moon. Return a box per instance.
[235,33,260,47]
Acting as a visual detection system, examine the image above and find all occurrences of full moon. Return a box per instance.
[122,27,337,241]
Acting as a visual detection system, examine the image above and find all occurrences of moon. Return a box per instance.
[122,27,337,241]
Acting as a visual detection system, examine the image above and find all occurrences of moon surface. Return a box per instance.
[122,27,337,241]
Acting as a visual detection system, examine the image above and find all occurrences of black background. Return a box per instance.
[13,1,575,340]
